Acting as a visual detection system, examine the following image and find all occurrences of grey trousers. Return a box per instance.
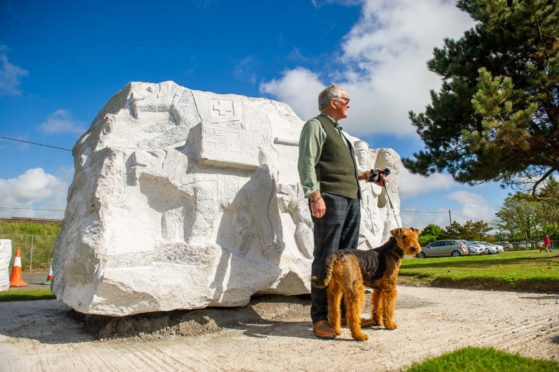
[310,192,361,323]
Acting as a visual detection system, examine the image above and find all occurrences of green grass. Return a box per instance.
[407,347,559,372]
[0,289,55,302]
[401,250,559,292]
[0,221,61,269]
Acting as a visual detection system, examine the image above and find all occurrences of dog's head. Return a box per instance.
[390,227,421,256]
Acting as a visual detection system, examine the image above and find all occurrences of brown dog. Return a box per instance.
[311,227,421,341]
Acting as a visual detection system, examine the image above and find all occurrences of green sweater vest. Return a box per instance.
[315,115,360,199]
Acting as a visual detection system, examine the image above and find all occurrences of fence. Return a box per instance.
[1,233,555,270]
[0,233,56,270]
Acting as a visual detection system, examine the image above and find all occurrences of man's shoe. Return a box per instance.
[313,320,336,339]
[360,318,377,328]
[341,317,377,328]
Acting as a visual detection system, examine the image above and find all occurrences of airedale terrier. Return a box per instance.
[311,227,421,341]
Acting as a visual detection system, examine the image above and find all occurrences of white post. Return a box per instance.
[29,235,34,270]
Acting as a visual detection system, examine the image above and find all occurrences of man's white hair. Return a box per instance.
[318,84,344,112]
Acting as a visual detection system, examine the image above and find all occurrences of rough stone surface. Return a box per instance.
[0,239,11,291]
[52,81,402,316]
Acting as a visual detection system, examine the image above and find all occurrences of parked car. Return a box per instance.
[515,241,533,249]
[474,241,499,254]
[417,240,469,258]
[492,243,504,253]
[461,240,485,255]
[495,241,513,250]
[473,241,492,254]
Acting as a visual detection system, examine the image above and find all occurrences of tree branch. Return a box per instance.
[531,167,557,197]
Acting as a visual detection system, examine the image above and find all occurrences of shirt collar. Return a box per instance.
[320,113,343,131]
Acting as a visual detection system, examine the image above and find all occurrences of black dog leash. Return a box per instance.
[383,184,401,229]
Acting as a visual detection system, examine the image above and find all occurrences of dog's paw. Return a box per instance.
[352,332,369,341]
[384,322,397,330]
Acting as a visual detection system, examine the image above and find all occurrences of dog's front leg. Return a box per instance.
[382,286,398,330]
[370,289,382,326]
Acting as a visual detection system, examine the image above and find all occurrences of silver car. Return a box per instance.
[474,241,498,254]
[493,244,504,253]
[496,241,513,250]
[462,240,485,255]
[417,240,469,258]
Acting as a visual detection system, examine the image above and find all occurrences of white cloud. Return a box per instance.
[54,165,74,185]
[399,169,457,230]
[0,168,69,219]
[392,167,459,230]
[401,208,450,230]
[448,191,496,223]
[260,68,325,120]
[38,109,87,135]
[400,188,499,230]
[398,166,455,199]
[0,51,28,96]
[261,0,475,136]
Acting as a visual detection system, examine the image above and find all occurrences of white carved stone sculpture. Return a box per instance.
[0,239,11,291]
[52,81,402,316]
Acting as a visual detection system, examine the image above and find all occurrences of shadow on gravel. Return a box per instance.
[0,295,316,344]
[0,291,437,344]
[518,294,559,300]
[0,300,93,344]
[70,294,316,341]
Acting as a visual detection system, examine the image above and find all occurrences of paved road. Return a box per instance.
[6,271,50,291]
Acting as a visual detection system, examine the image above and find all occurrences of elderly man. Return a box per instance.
[298,84,385,339]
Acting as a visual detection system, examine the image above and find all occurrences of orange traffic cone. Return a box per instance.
[10,247,28,287]
[42,259,53,285]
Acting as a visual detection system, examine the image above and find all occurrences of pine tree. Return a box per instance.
[404,0,559,196]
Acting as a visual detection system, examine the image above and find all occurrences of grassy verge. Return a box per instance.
[0,220,61,270]
[0,289,55,302]
[407,347,559,372]
[400,250,559,292]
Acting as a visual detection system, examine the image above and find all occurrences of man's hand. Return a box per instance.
[373,170,387,187]
[310,192,326,218]
[358,170,371,181]
[359,168,387,187]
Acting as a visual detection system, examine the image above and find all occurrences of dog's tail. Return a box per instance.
[310,254,337,288]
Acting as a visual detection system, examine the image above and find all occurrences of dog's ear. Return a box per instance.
[411,227,420,235]
[390,228,401,237]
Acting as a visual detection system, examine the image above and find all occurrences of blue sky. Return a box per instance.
[0,0,510,228]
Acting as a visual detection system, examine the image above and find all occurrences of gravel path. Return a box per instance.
[0,286,557,371]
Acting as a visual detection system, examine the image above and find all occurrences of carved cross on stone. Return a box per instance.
[212,99,234,117]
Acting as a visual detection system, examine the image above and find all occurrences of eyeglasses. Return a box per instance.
[333,96,350,105]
